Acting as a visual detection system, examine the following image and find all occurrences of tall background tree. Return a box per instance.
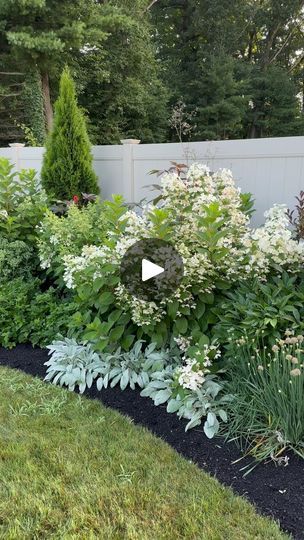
[75,0,169,144]
[1,0,304,144]
[151,0,304,140]
[0,0,168,144]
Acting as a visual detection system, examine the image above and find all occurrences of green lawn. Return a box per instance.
[0,367,288,540]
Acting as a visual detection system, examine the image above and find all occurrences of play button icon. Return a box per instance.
[120,239,184,302]
[142,259,164,282]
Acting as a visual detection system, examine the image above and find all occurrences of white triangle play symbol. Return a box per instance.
[142,258,165,282]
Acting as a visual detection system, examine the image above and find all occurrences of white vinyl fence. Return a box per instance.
[2,136,304,226]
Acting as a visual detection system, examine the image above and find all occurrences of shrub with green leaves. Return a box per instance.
[41,67,99,199]
[37,199,108,282]
[223,331,304,468]
[214,271,304,354]
[63,165,255,351]
[0,237,34,282]
[0,158,48,245]
[28,289,79,347]
[0,277,39,347]
[0,277,78,348]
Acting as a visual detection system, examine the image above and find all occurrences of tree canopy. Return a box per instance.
[0,0,304,144]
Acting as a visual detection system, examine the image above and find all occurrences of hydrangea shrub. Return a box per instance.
[37,198,109,282]
[62,165,256,350]
[60,163,304,352]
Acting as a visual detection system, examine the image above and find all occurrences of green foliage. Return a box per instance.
[192,55,247,140]
[77,1,169,144]
[22,70,46,145]
[2,0,304,143]
[0,277,39,348]
[41,68,99,199]
[245,65,304,138]
[28,289,79,347]
[224,334,304,468]
[214,272,304,353]
[0,0,96,75]
[44,338,101,393]
[65,167,253,352]
[37,199,107,281]
[141,369,230,437]
[0,67,25,145]
[0,276,78,348]
[0,237,34,281]
[152,0,304,140]
[0,158,48,245]
[0,0,168,144]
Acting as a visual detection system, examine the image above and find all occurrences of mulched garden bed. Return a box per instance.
[0,344,303,539]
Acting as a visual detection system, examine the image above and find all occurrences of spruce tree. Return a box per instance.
[41,68,99,200]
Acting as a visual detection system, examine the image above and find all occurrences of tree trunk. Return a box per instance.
[41,71,53,132]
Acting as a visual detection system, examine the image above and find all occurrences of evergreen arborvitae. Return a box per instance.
[41,68,99,199]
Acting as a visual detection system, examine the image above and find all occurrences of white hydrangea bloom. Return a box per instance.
[250,204,304,273]
[176,359,205,391]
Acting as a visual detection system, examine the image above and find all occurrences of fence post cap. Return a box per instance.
[120,139,141,145]
[9,143,25,148]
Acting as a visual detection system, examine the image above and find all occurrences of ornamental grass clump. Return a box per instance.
[224,330,304,468]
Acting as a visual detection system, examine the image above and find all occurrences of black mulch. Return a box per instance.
[0,344,303,539]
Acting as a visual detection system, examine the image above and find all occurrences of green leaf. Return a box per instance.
[167,300,179,318]
[99,291,115,305]
[109,325,125,342]
[121,334,135,350]
[199,292,214,304]
[175,317,188,334]
[154,389,171,406]
[108,309,123,324]
[198,334,209,347]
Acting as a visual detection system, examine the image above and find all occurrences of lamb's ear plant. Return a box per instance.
[44,339,102,393]
[94,340,176,391]
[44,338,176,394]
[141,369,231,438]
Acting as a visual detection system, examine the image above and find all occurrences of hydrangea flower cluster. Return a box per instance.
[174,339,221,392]
[176,359,205,391]
[249,204,304,275]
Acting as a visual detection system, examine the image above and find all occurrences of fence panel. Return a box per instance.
[1,136,304,226]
